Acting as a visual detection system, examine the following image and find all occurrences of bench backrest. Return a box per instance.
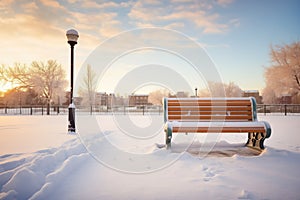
[163,97,257,123]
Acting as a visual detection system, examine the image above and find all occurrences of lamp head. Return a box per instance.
[66,29,79,45]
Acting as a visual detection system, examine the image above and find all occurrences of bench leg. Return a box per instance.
[246,132,267,150]
[165,127,172,149]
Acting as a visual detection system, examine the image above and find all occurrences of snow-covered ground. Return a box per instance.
[0,114,299,200]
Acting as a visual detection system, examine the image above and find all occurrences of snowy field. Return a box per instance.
[0,114,300,200]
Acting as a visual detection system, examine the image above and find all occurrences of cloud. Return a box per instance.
[229,18,240,27]
[80,0,132,9]
[22,2,39,13]
[216,0,235,6]
[81,1,119,9]
[39,0,64,9]
[165,22,185,30]
[142,0,162,5]
[81,1,102,9]
[0,0,238,74]
[0,0,14,8]
[128,1,160,22]
[128,0,232,34]
[70,10,122,38]
[0,0,236,49]
[171,0,194,2]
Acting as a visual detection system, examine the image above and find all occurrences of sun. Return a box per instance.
[0,82,14,95]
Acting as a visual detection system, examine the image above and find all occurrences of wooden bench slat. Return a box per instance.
[167,111,252,115]
[168,115,252,121]
[167,106,252,111]
[172,127,266,133]
[167,100,251,103]
[168,102,251,106]
[167,99,251,103]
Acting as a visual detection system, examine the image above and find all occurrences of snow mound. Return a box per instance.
[0,139,87,200]
[1,115,300,199]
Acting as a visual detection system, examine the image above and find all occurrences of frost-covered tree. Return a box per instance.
[3,88,41,106]
[148,89,169,105]
[263,41,300,103]
[1,60,67,114]
[31,60,67,114]
[225,81,243,97]
[199,81,242,97]
[262,87,277,104]
[199,82,224,97]
[1,63,32,89]
[78,64,97,111]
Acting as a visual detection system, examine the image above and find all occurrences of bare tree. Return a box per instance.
[1,63,32,90]
[263,41,300,103]
[199,82,225,97]
[262,87,277,104]
[78,64,97,113]
[148,89,169,105]
[31,60,67,114]
[199,81,242,97]
[271,41,300,90]
[225,81,243,97]
[1,60,67,114]
[0,65,6,82]
[3,88,41,106]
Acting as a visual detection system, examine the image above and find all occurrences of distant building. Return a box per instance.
[107,93,125,107]
[107,93,114,108]
[243,90,262,104]
[129,94,149,106]
[95,92,108,106]
[277,94,292,104]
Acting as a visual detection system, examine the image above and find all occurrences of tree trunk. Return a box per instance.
[47,100,50,115]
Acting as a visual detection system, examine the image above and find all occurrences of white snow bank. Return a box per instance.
[0,115,299,200]
[0,139,87,200]
[0,116,75,155]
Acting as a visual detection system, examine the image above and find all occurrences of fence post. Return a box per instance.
[42,106,44,115]
[5,106,7,114]
[264,104,266,116]
[284,104,287,116]
[30,107,33,115]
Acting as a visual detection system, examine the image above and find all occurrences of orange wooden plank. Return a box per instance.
[168,101,251,106]
[168,115,252,121]
[172,127,265,133]
[167,111,252,116]
[167,106,252,112]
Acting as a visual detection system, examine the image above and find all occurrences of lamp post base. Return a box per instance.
[68,103,76,134]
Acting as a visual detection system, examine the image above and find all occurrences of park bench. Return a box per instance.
[163,97,271,150]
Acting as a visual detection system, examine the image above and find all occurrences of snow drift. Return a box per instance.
[0,115,299,200]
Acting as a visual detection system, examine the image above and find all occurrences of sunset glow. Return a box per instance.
[0,0,299,92]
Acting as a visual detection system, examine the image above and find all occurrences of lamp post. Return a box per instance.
[195,87,198,97]
[66,29,79,134]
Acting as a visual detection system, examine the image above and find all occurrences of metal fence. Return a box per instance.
[257,104,300,115]
[0,105,163,115]
[76,105,163,115]
[0,105,68,115]
[0,104,300,116]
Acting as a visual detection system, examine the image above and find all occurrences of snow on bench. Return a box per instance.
[163,97,271,150]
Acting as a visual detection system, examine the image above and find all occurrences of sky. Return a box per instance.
[0,0,299,95]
